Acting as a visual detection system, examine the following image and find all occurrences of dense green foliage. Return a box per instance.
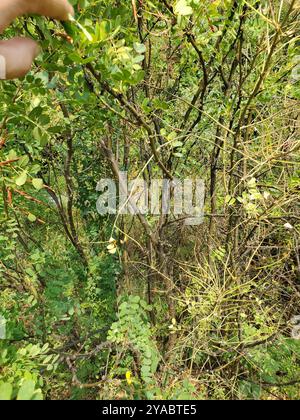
[0,0,300,400]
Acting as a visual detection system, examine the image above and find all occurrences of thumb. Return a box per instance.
[24,0,74,21]
[0,0,74,33]
[0,38,39,80]
[0,0,26,33]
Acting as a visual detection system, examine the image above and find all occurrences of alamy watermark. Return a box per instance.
[96,172,205,226]
[0,315,6,339]
[0,55,6,80]
[291,55,300,82]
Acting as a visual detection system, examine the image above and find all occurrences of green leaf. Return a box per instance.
[130,296,141,304]
[171,140,183,148]
[32,390,43,401]
[17,380,36,401]
[69,15,93,42]
[18,155,30,168]
[133,55,145,64]
[0,383,13,400]
[33,126,42,142]
[133,43,146,54]
[15,171,28,186]
[32,178,44,190]
[28,213,37,223]
[174,0,193,16]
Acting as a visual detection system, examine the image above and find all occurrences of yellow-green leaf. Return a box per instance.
[15,171,28,186]
[174,0,193,16]
[32,178,44,191]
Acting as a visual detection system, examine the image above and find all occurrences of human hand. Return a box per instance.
[0,0,74,79]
